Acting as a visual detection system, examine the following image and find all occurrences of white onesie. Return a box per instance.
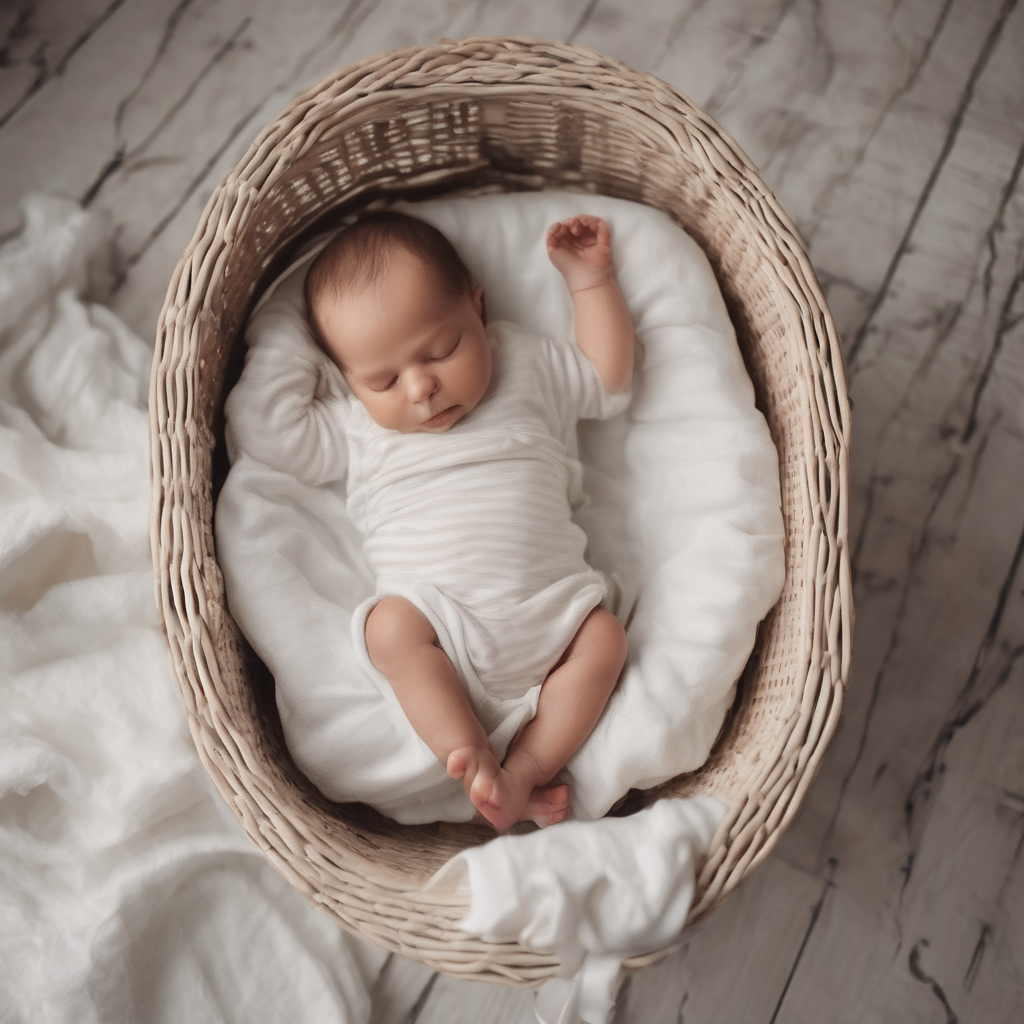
[341,319,630,737]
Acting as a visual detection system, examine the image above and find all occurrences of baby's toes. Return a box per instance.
[532,803,568,828]
[525,784,570,827]
[446,747,474,781]
[546,784,570,810]
[546,803,569,826]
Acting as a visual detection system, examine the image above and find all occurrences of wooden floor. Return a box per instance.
[3,1,1022,1021]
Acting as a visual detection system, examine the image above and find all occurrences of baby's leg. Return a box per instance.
[365,597,509,824]
[365,595,491,763]
[364,598,624,830]
[502,606,627,824]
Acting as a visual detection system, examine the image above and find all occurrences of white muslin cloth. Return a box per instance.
[429,795,728,1024]
[0,195,385,1024]
[216,191,786,825]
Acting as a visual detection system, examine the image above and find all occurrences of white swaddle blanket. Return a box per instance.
[216,191,785,826]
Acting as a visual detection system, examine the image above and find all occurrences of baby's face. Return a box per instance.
[317,250,491,434]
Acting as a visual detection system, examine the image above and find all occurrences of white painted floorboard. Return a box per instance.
[3,1,1021,1021]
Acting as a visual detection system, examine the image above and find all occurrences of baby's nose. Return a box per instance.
[407,367,439,403]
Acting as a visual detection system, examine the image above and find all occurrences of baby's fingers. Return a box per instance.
[546,221,569,247]
[558,216,589,237]
[576,215,610,244]
[566,215,608,244]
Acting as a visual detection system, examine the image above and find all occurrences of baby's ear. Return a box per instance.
[473,284,488,326]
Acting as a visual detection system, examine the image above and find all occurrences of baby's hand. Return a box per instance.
[546,215,613,293]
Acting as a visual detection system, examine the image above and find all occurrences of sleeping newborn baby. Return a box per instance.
[303,211,635,830]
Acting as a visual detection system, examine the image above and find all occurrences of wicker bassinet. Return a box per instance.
[150,37,851,984]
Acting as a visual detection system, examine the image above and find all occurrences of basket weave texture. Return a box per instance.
[150,36,851,985]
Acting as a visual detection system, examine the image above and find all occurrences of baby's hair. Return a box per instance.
[304,211,473,348]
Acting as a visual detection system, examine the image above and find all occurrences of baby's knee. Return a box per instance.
[364,596,435,670]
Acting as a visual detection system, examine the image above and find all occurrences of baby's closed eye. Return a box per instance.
[427,335,461,362]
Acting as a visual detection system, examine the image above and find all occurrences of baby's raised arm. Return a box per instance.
[546,216,634,395]
[225,309,349,487]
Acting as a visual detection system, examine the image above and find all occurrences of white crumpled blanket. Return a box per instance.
[0,196,385,1024]
[430,793,727,1024]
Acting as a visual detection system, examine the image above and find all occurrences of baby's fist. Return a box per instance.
[546,215,613,293]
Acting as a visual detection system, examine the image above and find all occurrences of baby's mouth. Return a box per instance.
[420,405,460,430]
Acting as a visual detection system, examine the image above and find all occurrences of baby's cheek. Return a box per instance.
[361,395,399,432]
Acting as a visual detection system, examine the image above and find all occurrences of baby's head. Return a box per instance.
[305,212,490,434]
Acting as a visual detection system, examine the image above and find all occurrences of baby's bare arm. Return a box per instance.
[546,216,635,395]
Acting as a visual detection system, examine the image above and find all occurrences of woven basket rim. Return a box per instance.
[149,36,852,984]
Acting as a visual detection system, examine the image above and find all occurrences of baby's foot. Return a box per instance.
[447,745,506,826]
[522,783,570,828]
[447,745,533,831]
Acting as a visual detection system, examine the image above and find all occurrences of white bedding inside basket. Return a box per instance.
[214,191,784,824]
